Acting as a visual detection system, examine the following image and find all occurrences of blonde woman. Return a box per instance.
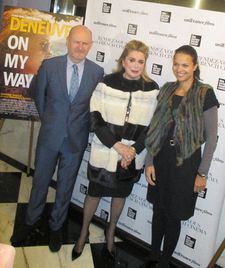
[72,40,159,262]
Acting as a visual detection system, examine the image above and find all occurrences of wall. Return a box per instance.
[0,0,51,28]
[2,0,51,11]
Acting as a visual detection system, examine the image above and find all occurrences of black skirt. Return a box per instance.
[88,180,134,197]
[87,162,141,198]
[147,139,201,220]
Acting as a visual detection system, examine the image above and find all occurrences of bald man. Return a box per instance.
[10,25,104,252]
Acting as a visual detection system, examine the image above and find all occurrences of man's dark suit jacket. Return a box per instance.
[30,55,104,153]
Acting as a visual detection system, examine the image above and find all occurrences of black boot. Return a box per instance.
[49,228,62,252]
[10,224,35,246]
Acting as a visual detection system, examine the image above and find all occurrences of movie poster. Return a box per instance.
[0,6,83,120]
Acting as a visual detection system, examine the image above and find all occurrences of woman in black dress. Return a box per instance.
[71,40,159,261]
[142,45,219,268]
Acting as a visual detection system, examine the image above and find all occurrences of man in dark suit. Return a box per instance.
[10,25,104,252]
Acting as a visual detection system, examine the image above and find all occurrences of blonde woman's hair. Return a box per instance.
[115,40,151,82]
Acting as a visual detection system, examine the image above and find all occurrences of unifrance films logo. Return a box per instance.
[122,8,148,16]
[96,51,105,62]
[184,17,215,26]
[152,64,163,76]
[86,142,92,152]
[217,78,225,91]
[80,184,88,195]
[100,209,109,221]
[198,188,207,199]
[213,155,224,164]
[195,206,213,216]
[127,24,138,35]
[127,207,137,220]
[174,251,200,267]
[102,2,112,13]
[215,42,225,48]
[189,34,202,47]
[184,235,196,249]
[148,31,177,39]
[160,11,172,23]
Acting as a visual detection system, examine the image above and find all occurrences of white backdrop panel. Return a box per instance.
[71,1,225,267]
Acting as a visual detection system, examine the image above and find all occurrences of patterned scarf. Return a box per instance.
[145,80,209,165]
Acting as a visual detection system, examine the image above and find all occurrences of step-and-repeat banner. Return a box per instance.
[71,0,225,267]
[0,6,83,120]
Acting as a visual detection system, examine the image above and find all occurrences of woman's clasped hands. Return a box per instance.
[113,142,136,169]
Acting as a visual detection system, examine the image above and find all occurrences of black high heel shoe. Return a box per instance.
[71,247,82,260]
[102,244,116,262]
[102,228,116,262]
[71,231,90,261]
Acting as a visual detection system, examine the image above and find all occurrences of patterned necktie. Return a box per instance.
[69,64,79,102]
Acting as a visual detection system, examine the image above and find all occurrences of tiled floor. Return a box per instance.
[0,159,151,268]
[0,157,224,268]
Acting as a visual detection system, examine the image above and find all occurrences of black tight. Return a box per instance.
[151,208,181,267]
[74,195,100,253]
[106,197,126,251]
[75,195,126,253]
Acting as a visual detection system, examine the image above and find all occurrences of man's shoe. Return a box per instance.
[10,224,35,246]
[49,229,62,252]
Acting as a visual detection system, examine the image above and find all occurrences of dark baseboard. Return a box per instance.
[0,152,56,188]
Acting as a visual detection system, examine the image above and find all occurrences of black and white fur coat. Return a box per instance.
[88,71,159,184]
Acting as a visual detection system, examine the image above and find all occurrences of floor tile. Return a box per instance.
[0,172,21,202]
[67,244,95,268]
[0,160,19,172]
[11,203,84,247]
[1,158,224,268]
[0,203,17,243]
[17,173,56,203]
[91,241,146,268]
[89,223,105,244]
[17,173,33,203]
[13,247,28,268]
[0,153,33,175]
